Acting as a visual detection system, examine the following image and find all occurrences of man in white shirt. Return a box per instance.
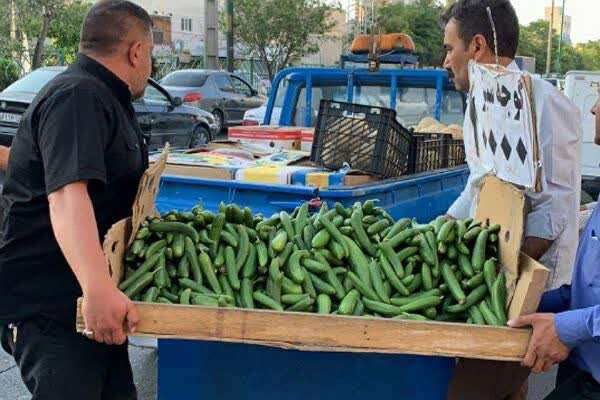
[441,1,582,399]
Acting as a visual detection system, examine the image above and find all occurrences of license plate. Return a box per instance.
[0,112,21,124]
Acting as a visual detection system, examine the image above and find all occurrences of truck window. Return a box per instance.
[293,86,347,126]
[395,88,464,127]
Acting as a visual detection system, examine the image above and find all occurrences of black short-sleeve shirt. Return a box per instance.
[0,54,148,325]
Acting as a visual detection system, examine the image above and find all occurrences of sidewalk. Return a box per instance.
[0,338,157,400]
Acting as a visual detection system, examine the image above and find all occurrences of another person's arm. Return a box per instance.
[0,146,10,170]
[38,87,137,344]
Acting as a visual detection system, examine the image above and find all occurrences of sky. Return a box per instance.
[337,0,600,44]
[511,0,600,44]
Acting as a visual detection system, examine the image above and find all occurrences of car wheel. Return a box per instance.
[212,109,225,134]
[190,125,211,148]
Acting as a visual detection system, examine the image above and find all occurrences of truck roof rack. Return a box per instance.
[340,49,419,70]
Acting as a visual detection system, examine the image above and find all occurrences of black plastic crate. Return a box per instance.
[407,132,466,174]
[310,100,412,178]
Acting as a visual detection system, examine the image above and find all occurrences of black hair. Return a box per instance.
[80,0,153,55]
[440,0,519,58]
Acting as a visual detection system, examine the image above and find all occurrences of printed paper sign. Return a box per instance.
[464,61,540,191]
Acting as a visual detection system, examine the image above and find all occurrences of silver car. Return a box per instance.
[160,70,265,132]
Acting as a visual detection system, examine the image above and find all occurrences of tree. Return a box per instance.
[376,0,445,66]
[577,41,600,71]
[518,19,583,75]
[231,0,334,81]
[0,0,90,76]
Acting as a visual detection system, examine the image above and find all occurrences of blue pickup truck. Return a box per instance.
[155,58,472,399]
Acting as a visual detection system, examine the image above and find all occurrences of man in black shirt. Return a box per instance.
[0,1,153,398]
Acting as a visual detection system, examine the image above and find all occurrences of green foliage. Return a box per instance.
[377,0,445,66]
[231,0,334,80]
[0,58,19,91]
[518,19,583,75]
[577,41,600,71]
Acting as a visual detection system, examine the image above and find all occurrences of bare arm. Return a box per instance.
[0,146,10,170]
[522,236,553,261]
[48,181,138,344]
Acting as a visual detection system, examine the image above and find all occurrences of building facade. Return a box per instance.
[544,6,572,44]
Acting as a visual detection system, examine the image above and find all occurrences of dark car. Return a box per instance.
[160,70,265,131]
[0,66,219,150]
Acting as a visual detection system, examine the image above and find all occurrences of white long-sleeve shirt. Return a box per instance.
[447,61,582,289]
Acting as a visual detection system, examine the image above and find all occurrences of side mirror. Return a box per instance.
[172,96,183,107]
[251,89,258,97]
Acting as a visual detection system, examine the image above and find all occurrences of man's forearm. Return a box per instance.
[48,181,112,293]
[522,236,553,261]
[0,146,10,170]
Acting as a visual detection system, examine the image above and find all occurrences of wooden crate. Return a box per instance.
[77,155,548,361]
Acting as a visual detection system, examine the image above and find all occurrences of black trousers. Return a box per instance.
[0,316,137,400]
[545,360,600,400]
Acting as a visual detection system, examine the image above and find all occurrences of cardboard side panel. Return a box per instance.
[508,253,550,319]
[128,144,170,246]
[475,175,525,278]
[76,300,532,361]
[103,218,131,285]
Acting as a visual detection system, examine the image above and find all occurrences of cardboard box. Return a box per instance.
[291,169,379,188]
[228,126,302,151]
[163,164,236,180]
[78,162,549,362]
[300,128,315,152]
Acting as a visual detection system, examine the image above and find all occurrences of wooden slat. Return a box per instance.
[76,299,532,362]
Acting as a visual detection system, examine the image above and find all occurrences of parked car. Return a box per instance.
[0,66,218,150]
[160,69,265,131]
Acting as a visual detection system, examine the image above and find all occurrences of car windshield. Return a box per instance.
[4,68,62,93]
[161,72,208,87]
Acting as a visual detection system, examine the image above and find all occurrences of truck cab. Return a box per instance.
[261,67,465,129]
[252,51,465,129]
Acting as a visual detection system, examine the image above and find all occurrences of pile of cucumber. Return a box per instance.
[120,200,508,326]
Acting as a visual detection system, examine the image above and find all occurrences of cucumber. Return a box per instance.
[303,258,329,274]
[124,272,155,298]
[347,271,379,302]
[309,272,336,296]
[491,273,508,325]
[282,293,310,305]
[271,230,288,252]
[119,251,162,291]
[240,278,255,308]
[369,260,390,303]
[367,219,390,235]
[379,253,410,296]
[224,246,240,290]
[235,225,250,271]
[317,293,332,314]
[253,291,283,311]
[142,286,159,303]
[172,234,185,258]
[256,240,269,268]
[287,296,314,312]
[185,237,203,285]
[458,253,474,278]
[445,284,488,314]
[441,263,466,304]
[280,211,295,238]
[149,221,199,243]
[311,229,331,249]
[145,239,167,259]
[199,251,222,294]
[338,289,361,315]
